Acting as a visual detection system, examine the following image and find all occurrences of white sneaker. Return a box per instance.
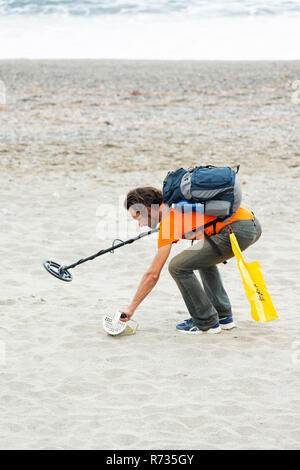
[219,316,236,330]
[176,320,222,334]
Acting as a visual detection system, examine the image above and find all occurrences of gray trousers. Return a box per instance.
[168,218,262,330]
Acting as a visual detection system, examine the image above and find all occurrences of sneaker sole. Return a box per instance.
[176,326,222,335]
[220,322,236,330]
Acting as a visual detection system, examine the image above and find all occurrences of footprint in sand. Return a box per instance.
[103,368,127,380]
[0,299,16,306]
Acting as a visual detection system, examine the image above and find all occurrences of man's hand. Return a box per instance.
[119,307,134,322]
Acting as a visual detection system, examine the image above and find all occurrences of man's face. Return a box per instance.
[128,205,159,229]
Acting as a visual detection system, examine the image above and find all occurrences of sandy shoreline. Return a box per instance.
[0,60,300,449]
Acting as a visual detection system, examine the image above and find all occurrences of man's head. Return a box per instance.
[124,187,163,229]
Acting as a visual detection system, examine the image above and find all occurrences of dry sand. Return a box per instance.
[0,60,300,450]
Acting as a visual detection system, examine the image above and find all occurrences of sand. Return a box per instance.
[0,60,300,450]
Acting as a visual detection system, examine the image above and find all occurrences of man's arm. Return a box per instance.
[120,243,172,320]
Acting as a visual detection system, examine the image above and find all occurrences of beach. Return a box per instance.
[0,59,300,449]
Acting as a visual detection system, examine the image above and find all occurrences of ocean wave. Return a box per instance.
[0,0,300,17]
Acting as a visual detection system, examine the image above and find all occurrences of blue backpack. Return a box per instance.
[162,165,241,220]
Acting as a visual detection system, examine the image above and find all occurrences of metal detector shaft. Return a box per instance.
[43,227,159,281]
[62,227,159,271]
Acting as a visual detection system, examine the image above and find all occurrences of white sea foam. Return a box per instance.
[0,1,299,59]
[1,0,300,17]
[0,13,299,60]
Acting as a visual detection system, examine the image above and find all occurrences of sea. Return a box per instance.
[0,0,299,59]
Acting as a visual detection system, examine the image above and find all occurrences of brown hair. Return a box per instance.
[124,187,163,210]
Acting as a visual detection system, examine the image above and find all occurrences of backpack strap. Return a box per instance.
[182,218,218,239]
[182,218,227,264]
[203,230,224,258]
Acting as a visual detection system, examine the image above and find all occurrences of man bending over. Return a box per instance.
[120,186,261,334]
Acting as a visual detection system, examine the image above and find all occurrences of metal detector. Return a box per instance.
[43,227,159,282]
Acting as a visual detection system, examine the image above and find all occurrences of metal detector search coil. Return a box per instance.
[43,260,73,282]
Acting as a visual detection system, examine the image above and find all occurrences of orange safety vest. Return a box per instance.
[158,204,254,250]
[199,206,254,238]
